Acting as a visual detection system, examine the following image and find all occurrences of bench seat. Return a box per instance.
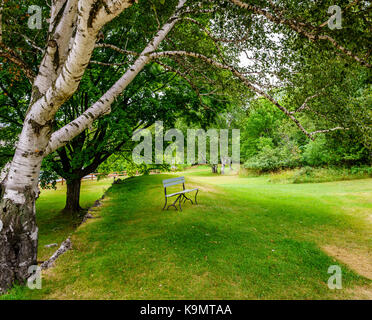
[166,188,198,198]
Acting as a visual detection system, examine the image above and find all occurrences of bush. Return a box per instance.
[302,135,370,167]
[350,166,372,175]
[302,137,334,166]
[244,138,301,172]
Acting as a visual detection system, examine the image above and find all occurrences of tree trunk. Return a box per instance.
[0,117,49,293]
[0,188,38,294]
[211,164,218,173]
[64,179,82,213]
[221,156,227,175]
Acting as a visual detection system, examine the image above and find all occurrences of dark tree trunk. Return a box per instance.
[211,164,218,173]
[64,179,82,213]
[0,187,38,294]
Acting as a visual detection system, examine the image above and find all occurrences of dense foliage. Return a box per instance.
[240,97,371,172]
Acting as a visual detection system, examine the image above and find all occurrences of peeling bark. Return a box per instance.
[1,0,354,295]
[0,188,38,294]
[0,112,51,293]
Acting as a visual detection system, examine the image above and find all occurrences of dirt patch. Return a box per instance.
[322,245,372,280]
[346,286,372,300]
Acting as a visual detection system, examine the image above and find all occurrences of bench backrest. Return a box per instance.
[162,176,185,188]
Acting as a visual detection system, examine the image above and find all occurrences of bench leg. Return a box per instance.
[182,193,193,205]
[164,192,197,211]
[179,195,182,211]
[167,194,181,211]
[162,197,167,210]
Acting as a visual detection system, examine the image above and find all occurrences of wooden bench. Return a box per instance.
[162,176,199,211]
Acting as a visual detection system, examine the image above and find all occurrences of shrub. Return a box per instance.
[302,137,334,166]
[244,139,301,172]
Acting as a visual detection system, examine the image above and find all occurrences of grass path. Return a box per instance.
[2,169,371,299]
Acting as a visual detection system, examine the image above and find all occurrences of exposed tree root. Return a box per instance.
[41,237,72,270]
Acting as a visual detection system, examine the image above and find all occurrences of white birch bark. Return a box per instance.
[32,0,79,97]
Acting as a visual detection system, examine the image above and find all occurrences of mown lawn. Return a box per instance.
[2,168,371,299]
[32,179,112,263]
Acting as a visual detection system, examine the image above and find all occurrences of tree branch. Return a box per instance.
[94,43,139,57]
[290,92,322,114]
[310,127,348,137]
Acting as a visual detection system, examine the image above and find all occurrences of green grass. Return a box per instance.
[34,179,112,262]
[2,169,371,299]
